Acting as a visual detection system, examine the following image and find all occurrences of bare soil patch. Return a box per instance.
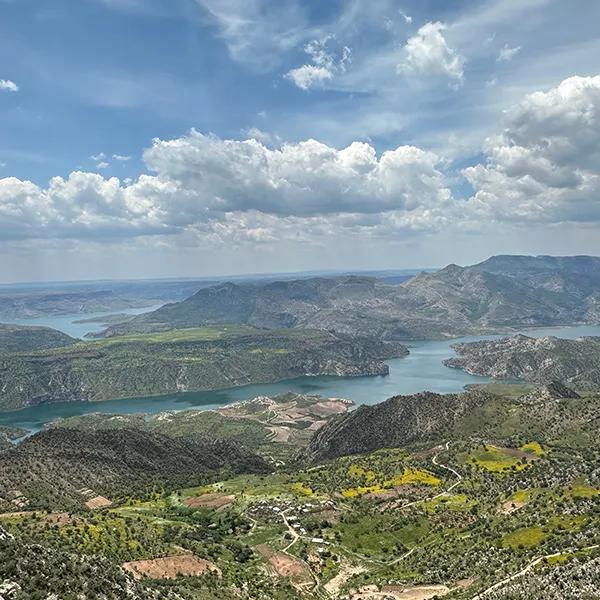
[122,555,221,580]
[325,564,367,595]
[84,495,113,510]
[353,584,450,600]
[183,493,235,511]
[500,498,528,514]
[380,584,450,599]
[256,544,311,581]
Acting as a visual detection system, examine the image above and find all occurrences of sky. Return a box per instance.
[1,0,600,282]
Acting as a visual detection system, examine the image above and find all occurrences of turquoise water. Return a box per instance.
[5,305,163,339]
[1,323,599,434]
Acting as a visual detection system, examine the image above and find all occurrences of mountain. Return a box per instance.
[303,384,600,463]
[0,427,268,510]
[0,326,406,411]
[0,323,76,353]
[302,390,489,462]
[98,255,600,340]
[445,334,600,388]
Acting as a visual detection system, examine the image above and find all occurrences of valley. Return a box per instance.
[0,384,598,599]
[1,256,599,599]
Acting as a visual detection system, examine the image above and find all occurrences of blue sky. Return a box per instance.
[1,0,600,281]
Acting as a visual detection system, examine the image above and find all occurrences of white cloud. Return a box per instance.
[286,64,333,90]
[398,22,465,86]
[399,10,412,24]
[90,152,106,161]
[96,162,110,169]
[285,37,351,90]
[112,154,132,161]
[0,79,19,92]
[497,44,521,62]
[464,75,600,224]
[143,131,451,217]
[243,127,281,146]
[4,75,600,250]
[0,131,452,243]
[195,0,313,70]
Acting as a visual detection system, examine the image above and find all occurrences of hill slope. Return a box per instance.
[99,255,600,340]
[0,326,406,411]
[0,323,76,353]
[303,383,600,463]
[0,427,268,510]
[445,334,600,387]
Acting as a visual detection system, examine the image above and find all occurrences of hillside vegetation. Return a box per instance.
[1,384,598,600]
[303,384,600,463]
[445,334,600,388]
[0,326,406,411]
[0,323,76,353]
[0,427,268,510]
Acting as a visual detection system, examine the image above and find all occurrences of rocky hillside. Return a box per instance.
[0,427,268,510]
[303,390,490,462]
[98,255,600,340]
[0,323,76,353]
[0,326,406,411]
[445,334,600,387]
[303,383,600,463]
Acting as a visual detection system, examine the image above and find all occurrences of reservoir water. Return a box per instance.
[5,304,164,340]
[1,319,599,434]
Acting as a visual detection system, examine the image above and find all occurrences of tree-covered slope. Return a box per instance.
[445,334,600,387]
[0,427,268,510]
[0,323,76,353]
[0,326,407,411]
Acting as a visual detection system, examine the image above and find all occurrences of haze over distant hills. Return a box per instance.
[99,255,600,340]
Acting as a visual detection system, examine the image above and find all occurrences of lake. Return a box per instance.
[4,304,164,339]
[1,320,599,434]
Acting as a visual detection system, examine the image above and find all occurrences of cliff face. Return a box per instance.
[445,334,600,387]
[0,327,407,411]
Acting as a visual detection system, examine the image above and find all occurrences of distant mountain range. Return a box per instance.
[98,255,600,340]
[446,334,600,388]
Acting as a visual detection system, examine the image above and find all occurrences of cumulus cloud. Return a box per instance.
[243,127,281,146]
[0,79,18,92]
[112,154,132,161]
[398,22,465,86]
[4,75,599,248]
[143,131,451,217]
[90,152,106,161]
[497,44,521,62]
[0,132,452,243]
[464,75,600,224]
[286,37,351,90]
